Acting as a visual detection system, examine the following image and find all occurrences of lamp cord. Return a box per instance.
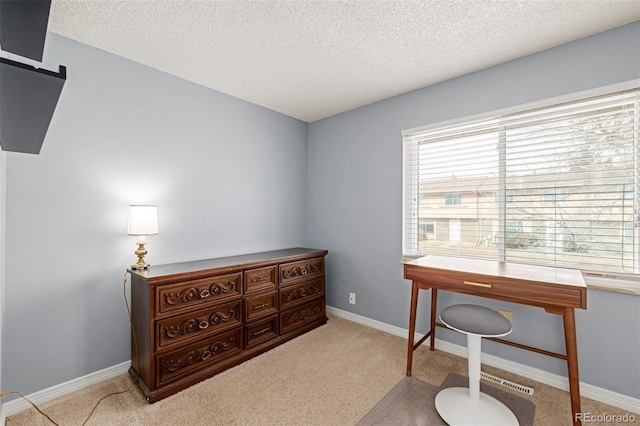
[0,271,141,425]
[0,391,59,425]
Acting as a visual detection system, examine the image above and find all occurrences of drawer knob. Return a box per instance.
[199,321,209,329]
[200,289,211,298]
[201,350,212,360]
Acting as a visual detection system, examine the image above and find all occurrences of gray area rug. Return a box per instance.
[357,373,535,426]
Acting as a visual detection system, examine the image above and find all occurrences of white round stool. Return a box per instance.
[435,304,519,426]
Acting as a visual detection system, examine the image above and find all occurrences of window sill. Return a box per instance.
[583,275,640,296]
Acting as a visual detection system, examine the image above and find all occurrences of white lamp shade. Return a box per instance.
[128,205,159,236]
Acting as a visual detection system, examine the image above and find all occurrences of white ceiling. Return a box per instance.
[47,1,640,123]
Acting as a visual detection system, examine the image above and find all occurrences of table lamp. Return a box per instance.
[128,205,158,270]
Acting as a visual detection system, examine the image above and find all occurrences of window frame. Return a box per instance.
[445,192,462,205]
[402,80,640,293]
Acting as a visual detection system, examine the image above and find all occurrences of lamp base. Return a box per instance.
[130,262,151,271]
[131,242,151,270]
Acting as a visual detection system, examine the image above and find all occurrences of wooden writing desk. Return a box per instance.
[404,255,587,426]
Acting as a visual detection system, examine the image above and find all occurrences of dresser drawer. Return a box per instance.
[245,316,278,348]
[156,273,242,315]
[156,328,243,385]
[279,257,324,286]
[245,266,277,294]
[155,300,242,350]
[279,278,324,311]
[244,291,278,322]
[280,298,326,334]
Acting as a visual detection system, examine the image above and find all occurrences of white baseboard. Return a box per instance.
[0,361,130,424]
[2,309,638,425]
[326,306,640,415]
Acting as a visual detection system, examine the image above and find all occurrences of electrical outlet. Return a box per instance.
[498,309,512,324]
[349,292,356,305]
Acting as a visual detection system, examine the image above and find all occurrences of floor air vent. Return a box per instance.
[480,371,535,396]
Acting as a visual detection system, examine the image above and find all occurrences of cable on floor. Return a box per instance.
[0,271,142,425]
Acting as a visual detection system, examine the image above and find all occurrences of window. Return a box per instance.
[506,191,515,203]
[419,218,435,235]
[403,85,639,278]
[445,193,461,205]
[418,219,435,242]
[506,221,523,232]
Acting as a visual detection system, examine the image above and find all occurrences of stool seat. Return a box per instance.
[440,304,512,337]
[435,304,518,425]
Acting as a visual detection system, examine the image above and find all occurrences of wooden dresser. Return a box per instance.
[128,247,328,402]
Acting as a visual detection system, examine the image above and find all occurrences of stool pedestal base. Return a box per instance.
[435,386,519,426]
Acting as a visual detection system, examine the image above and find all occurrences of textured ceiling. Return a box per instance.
[47,1,640,122]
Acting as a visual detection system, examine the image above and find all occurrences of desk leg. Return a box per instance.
[430,288,438,351]
[406,281,419,376]
[563,307,582,426]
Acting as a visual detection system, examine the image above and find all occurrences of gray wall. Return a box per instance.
[2,33,309,397]
[307,22,640,398]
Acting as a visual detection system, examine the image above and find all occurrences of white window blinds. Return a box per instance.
[403,87,639,276]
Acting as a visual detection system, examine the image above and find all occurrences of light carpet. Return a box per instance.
[6,314,636,425]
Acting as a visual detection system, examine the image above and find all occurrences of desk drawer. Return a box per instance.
[405,265,585,309]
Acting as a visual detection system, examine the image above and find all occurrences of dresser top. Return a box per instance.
[129,247,327,282]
